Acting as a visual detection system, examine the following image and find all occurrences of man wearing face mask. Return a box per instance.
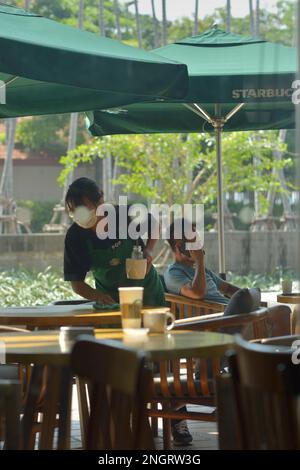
[64,177,165,307]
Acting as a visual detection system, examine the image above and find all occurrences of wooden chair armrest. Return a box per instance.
[165,292,226,311]
[174,312,225,326]
[255,334,300,346]
[0,326,29,334]
[166,293,266,310]
[174,308,269,332]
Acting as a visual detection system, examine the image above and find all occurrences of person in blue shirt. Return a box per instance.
[163,218,241,446]
[164,218,240,305]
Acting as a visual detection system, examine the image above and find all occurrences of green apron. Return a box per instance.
[87,238,165,307]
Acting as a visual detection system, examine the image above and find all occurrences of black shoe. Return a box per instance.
[171,419,193,446]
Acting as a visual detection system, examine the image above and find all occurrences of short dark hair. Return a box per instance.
[65,178,103,211]
[167,218,196,251]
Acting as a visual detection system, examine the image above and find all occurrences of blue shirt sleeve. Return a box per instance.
[206,268,223,289]
[164,266,191,295]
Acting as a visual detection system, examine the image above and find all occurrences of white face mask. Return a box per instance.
[72,205,97,229]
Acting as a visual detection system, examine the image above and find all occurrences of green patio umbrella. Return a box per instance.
[0,4,188,118]
[87,28,297,275]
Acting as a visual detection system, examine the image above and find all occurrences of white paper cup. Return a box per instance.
[118,287,144,329]
[125,258,147,280]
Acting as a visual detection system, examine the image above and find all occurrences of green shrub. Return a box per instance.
[0,268,94,307]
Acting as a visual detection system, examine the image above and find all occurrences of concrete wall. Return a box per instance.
[0,231,299,275]
[0,162,96,202]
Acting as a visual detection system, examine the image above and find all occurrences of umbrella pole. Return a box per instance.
[185,102,245,277]
[214,120,226,278]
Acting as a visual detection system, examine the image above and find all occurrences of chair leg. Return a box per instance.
[22,365,44,450]
[76,377,90,448]
[57,367,73,450]
[39,366,61,450]
[162,417,171,450]
[150,403,158,438]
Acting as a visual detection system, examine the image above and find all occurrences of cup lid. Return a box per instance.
[118,287,144,291]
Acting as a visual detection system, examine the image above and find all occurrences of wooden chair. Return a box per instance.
[149,306,277,449]
[71,337,155,450]
[0,379,22,450]
[174,303,291,338]
[165,292,269,320]
[165,293,225,319]
[225,335,300,449]
[258,334,300,347]
[0,326,32,408]
[0,327,67,450]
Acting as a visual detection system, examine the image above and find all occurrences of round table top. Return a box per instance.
[277,294,300,304]
[0,329,235,366]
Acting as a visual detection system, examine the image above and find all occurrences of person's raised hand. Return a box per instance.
[96,293,116,305]
[189,248,205,262]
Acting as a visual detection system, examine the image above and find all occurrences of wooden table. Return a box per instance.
[0,328,234,450]
[0,304,122,328]
[276,296,300,335]
[0,328,235,365]
[277,293,300,304]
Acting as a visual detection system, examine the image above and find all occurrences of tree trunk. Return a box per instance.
[267,130,291,215]
[99,0,105,36]
[0,0,31,232]
[102,154,113,202]
[255,0,260,38]
[61,0,84,218]
[78,0,84,29]
[226,0,231,32]
[114,0,122,41]
[0,119,17,232]
[251,1,261,224]
[106,155,113,201]
[249,0,255,36]
[253,152,261,217]
[162,0,167,45]
[194,0,199,36]
[134,0,142,48]
[151,0,159,48]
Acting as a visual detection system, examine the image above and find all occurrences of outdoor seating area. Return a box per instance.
[0,0,300,461]
[0,296,295,451]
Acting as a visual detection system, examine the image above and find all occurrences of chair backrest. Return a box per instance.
[228,335,300,450]
[0,379,22,450]
[71,337,154,450]
[165,293,225,319]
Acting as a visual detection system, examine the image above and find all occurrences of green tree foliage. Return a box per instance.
[59,131,292,215]
[15,114,87,157]
[5,0,296,155]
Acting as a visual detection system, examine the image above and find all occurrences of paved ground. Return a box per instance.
[69,387,218,450]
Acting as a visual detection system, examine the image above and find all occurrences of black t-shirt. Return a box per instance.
[64,206,154,282]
